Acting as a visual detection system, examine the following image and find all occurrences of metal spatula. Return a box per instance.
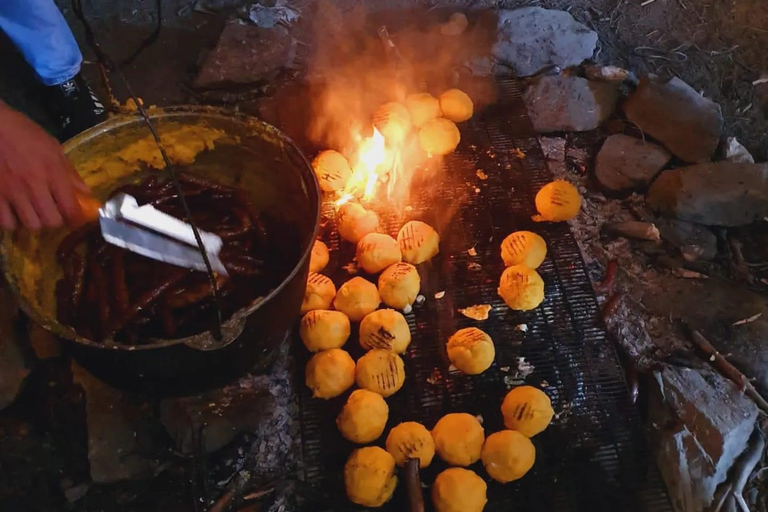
[98,193,228,276]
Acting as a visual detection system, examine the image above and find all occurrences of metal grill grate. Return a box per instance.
[294,78,672,512]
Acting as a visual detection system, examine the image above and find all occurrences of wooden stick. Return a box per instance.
[688,327,768,414]
[404,458,424,512]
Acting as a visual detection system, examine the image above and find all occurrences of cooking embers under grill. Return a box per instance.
[294,79,673,512]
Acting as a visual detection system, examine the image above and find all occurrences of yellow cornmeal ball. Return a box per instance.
[500,231,547,269]
[397,220,440,264]
[534,180,582,222]
[501,386,555,438]
[359,308,412,353]
[309,239,330,273]
[373,102,412,143]
[446,327,495,375]
[312,150,352,193]
[337,389,390,444]
[431,413,485,467]
[356,349,406,398]
[378,262,421,310]
[337,202,380,244]
[301,273,336,314]
[305,348,355,399]
[345,447,397,507]
[299,310,350,352]
[419,118,461,156]
[439,89,474,123]
[357,233,402,274]
[334,277,381,322]
[497,265,545,311]
[481,430,536,483]
[432,468,487,512]
[405,92,441,128]
[386,421,435,468]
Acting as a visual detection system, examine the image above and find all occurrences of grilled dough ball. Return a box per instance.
[404,92,441,128]
[397,220,440,264]
[359,309,412,353]
[431,413,485,466]
[439,89,474,123]
[385,421,435,468]
[446,327,495,375]
[534,180,582,222]
[299,310,350,352]
[373,102,412,143]
[334,277,381,322]
[309,240,330,273]
[357,233,402,274]
[378,262,420,310]
[337,202,380,244]
[305,348,355,399]
[356,349,406,397]
[312,150,352,192]
[337,389,389,444]
[498,265,545,311]
[419,118,461,156]
[500,231,547,269]
[501,386,554,437]
[432,468,488,512]
[344,447,398,507]
[481,430,536,483]
[301,273,336,314]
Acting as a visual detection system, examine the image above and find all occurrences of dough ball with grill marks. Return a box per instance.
[334,277,381,321]
[481,430,536,483]
[337,389,389,444]
[344,446,398,507]
[419,118,461,156]
[497,265,544,311]
[305,348,355,399]
[405,92,441,128]
[299,310,350,352]
[301,273,336,314]
[309,240,330,273]
[337,202,380,244]
[447,327,495,375]
[378,262,421,310]
[373,102,412,143]
[432,468,487,512]
[534,180,582,222]
[397,220,440,264]
[355,349,406,398]
[431,413,485,466]
[501,386,554,437]
[385,421,435,468]
[439,89,474,123]
[359,309,411,353]
[357,233,402,274]
[312,150,352,192]
[500,231,547,269]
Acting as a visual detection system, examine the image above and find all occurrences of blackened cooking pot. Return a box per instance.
[0,106,320,395]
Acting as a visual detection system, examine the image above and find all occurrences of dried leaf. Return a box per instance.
[467,262,482,271]
[512,148,525,159]
[732,312,762,326]
[468,246,478,256]
[476,169,488,180]
[434,291,446,299]
[459,304,492,320]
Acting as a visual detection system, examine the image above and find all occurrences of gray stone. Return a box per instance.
[0,285,27,411]
[494,7,597,77]
[650,366,758,511]
[193,22,296,89]
[595,134,671,192]
[646,162,768,226]
[523,76,619,133]
[723,137,755,164]
[623,77,723,163]
[656,219,717,261]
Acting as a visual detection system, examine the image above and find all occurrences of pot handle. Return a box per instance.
[182,314,247,352]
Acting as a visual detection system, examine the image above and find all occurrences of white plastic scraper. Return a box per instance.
[98,193,228,276]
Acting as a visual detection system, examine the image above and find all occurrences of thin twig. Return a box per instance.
[207,471,253,512]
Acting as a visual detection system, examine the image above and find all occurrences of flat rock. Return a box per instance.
[524,76,618,133]
[0,285,27,411]
[595,134,671,193]
[623,77,723,163]
[494,7,597,77]
[193,22,296,90]
[647,162,768,226]
[656,219,717,260]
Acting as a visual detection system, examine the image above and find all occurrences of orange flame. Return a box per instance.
[337,127,388,205]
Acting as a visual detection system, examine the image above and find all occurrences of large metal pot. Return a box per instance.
[0,106,319,394]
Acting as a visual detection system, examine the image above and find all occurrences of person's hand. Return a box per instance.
[0,101,90,230]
